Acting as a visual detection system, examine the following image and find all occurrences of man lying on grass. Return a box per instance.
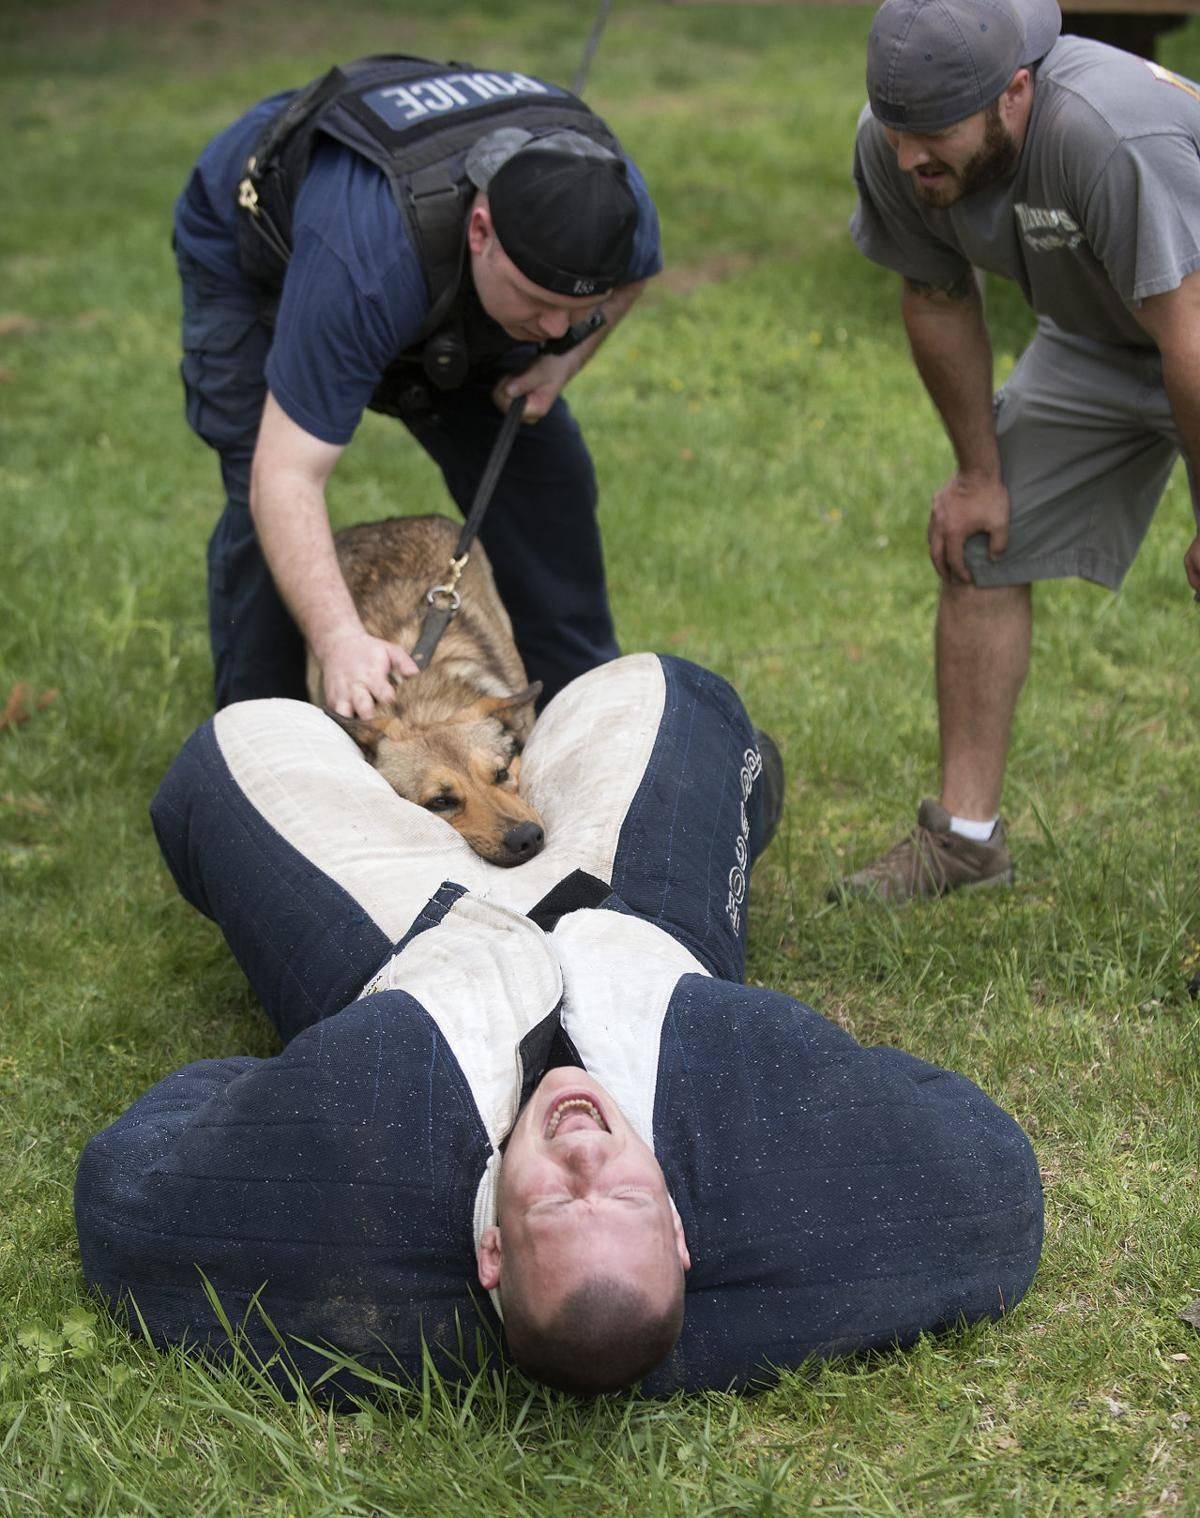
[75,656,1043,1397]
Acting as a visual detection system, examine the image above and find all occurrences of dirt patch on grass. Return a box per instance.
[5,0,431,74]
[0,314,41,338]
[653,250,761,297]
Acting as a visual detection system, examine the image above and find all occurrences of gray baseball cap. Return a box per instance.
[867,0,1062,133]
[464,126,619,188]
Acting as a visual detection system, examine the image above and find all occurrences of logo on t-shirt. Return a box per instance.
[1144,60,1200,105]
[1015,203,1084,253]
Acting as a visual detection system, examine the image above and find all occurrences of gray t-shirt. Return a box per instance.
[851,36,1200,349]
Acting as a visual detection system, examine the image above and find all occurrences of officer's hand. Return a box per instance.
[1185,532,1200,597]
[493,353,574,423]
[927,471,1010,583]
[319,629,418,719]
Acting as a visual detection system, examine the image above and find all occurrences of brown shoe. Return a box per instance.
[828,799,1013,903]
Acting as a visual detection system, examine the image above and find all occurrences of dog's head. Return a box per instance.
[327,683,547,867]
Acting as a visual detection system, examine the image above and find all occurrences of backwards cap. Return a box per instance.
[465,127,637,297]
[866,0,1062,133]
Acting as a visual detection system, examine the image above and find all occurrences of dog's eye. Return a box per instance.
[494,767,510,785]
[424,796,457,814]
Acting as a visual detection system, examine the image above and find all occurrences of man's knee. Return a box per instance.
[941,576,1031,613]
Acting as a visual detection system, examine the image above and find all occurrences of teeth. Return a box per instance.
[546,1097,607,1138]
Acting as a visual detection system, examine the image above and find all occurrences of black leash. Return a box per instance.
[408,0,614,672]
[572,0,614,95]
[409,393,527,670]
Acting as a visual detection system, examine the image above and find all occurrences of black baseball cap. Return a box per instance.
[867,0,1062,133]
[465,127,638,298]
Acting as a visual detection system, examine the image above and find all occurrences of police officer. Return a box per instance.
[173,56,661,716]
[835,0,1200,901]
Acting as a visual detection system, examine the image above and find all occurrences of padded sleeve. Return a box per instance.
[514,655,771,982]
[150,700,483,1042]
[74,992,493,1398]
[646,979,1044,1394]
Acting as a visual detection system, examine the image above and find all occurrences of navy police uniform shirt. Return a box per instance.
[173,92,663,446]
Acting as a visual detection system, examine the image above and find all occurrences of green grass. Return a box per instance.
[2,1,1200,1512]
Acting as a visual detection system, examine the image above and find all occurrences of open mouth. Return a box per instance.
[544,1092,610,1139]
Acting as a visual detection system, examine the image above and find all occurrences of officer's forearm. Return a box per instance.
[901,272,1000,480]
[249,393,361,660]
[569,278,648,377]
[250,468,363,661]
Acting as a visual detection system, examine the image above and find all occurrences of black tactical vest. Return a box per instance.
[234,55,623,408]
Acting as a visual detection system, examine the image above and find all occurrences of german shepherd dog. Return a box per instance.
[307,514,546,867]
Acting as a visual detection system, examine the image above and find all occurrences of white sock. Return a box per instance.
[949,814,998,843]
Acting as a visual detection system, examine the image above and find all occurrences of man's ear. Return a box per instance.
[477,1224,502,1290]
[673,1210,691,1273]
[467,199,493,258]
[323,708,384,752]
[1001,66,1032,118]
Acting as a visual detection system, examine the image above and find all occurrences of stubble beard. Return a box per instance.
[911,103,1019,208]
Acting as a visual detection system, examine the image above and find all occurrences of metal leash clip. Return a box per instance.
[424,584,462,614]
[425,552,470,612]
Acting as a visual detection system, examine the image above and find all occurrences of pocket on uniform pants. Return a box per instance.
[180,302,271,454]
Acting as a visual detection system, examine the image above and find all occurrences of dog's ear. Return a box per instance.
[476,683,543,719]
[323,708,384,752]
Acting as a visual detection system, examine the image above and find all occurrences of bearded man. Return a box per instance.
[837,0,1200,900]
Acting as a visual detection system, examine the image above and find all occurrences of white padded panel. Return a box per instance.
[211,654,669,938]
[211,698,484,942]
[551,909,708,1148]
[490,652,667,912]
[363,893,563,1149]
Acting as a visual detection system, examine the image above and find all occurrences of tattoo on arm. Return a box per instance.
[903,269,977,301]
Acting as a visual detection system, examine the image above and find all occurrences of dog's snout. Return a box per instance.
[503,820,545,862]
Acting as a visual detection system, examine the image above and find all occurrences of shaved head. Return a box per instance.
[477,1068,689,1393]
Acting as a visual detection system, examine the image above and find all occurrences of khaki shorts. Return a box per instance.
[965,317,1197,590]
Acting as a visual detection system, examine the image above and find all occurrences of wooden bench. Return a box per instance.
[667,0,1200,60]
[1059,0,1195,60]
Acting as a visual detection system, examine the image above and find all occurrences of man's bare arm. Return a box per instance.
[495,279,649,421]
[1132,270,1200,593]
[901,272,1009,582]
[250,394,419,717]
